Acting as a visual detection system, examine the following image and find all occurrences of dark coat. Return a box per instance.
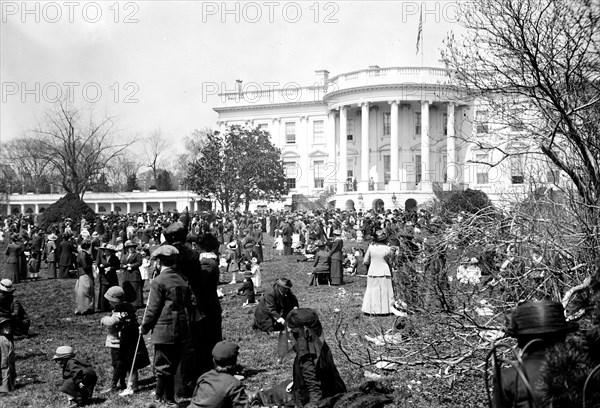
[493,349,549,408]
[4,243,21,264]
[120,251,143,282]
[98,253,120,286]
[141,267,193,344]
[328,238,344,261]
[57,240,75,267]
[237,279,255,304]
[76,251,93,278]
[312,250,331,273]
[281,224,294,244]
[253,283,299,332]
[59,357,98,400]
[188,369,248,408]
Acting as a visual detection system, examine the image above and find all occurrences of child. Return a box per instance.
[237,269,256,307]
[273,231,284,256]
[188,341,249,407]
[139,248,151,289]
[224,241,239,277]
[0,317,16,393]
[250,256,261,289]
[26,250,39,280]
[53,345,98,407]
[100,286,149,394]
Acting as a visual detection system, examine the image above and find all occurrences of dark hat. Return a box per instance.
[243,240,255,249]
[163,221,187,244]
[197,233,220,252]
[80,240,92,250]
[506,301,578,337]
[276,278,293,289]
[286,308,322,334]
[124,240,137,248]
[0,279,15,293]
[104,286,125,303]
[151,245,179,261]
[373,230,388,243]
[212,341,239,367]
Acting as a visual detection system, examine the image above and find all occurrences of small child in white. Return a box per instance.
[250,257,261,289]
[272,232,284,256]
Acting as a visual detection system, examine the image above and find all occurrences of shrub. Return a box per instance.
[38,193,95,231]
[441,188,494,215]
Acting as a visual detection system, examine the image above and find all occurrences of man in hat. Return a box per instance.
[188,341,249,407]
[253,278,299,332]
[140,245,194,408]
[57,234,76,279]
[492,300,577,408]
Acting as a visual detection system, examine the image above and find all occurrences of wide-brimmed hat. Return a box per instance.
[227,241,238,249]
[254,222,262,229]
[286,308,322,336]
[104,286,125,303]
[314,240,326,247]
[276,278,293,289]
[243,240,255,249]
[373,230,388,243]
[0,279,15,293]
[100,244,117,252]
[506,301,578,337]
[332,229,342,235]
[197,233,220,252]
[48,234,58,241]
[53,345,76,360]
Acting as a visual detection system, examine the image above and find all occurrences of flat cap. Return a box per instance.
[212,340,239,366]
[151,245,179,260]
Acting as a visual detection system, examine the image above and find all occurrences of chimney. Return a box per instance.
[235,79,243,94]
[315,70,330,86]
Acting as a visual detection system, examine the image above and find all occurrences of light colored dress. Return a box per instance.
[251,264,261,288]
[362,242,395,315]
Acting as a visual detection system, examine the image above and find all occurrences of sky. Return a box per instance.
[1,0,461,154]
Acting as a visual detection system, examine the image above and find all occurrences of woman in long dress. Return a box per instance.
[120,240,144,308]
[4,235,22,283]
[362,230,395,315]
[74,240,95,315]
[44,234,58,279]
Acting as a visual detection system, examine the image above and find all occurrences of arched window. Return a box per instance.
[98,206,106,212]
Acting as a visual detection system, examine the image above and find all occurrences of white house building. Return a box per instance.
[214,65,532,211]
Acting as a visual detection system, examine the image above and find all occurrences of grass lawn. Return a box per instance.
[0,237,488,408]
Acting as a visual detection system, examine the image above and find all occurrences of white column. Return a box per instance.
[94,203,99,213]
[142,201,147,212]
[326,110,337,189]
[421,100,432,191]
[446,103,457,185]
[159,201,164,212]
[21,204,25,214]
[126,202,131,214]
[299,116,309,194]
[219,121,226,134]
[34,203,39,214]
[359,102,370,191]
[271,118,280,147]
[193,200,198,212]
[110,202,115,212]
[337,106,348,192]
[389,100,401,191]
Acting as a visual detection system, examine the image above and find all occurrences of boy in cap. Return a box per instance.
[140,245,194,408]
[237,268,256,307]
[188,340,249,407]
[492,300,577,408]
[100,286,149,394]
[53,346,98,407]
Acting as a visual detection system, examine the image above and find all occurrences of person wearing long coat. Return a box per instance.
[281,221,294,256]
[310,241,330,286]
[57,235,76,279]
[328,230,344,285]
[4,235,22,283]
[253,279,299,332]
[250,222,264,263]
[362,230,395,315]
[97,245,120,313]
[74,241,95,315]
[44,234,58,279]
[120,241,144,308]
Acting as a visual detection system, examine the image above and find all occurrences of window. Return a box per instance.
[415,112,421,135]
[443,113,448,136]
[510,155,524,184]
[383,112,391,135]
[415,155,422,184]
[285,122,296,144]
[347,118,354,141]
[475,153,489,184]
[313,160,324,188]
[258,123,269,131]
[476,110,489,134]
[313,120,324,143]
[284,161,297,189]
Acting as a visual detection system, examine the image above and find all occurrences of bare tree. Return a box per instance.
[30,100,133,198]
[443,0,600,284]
[105,153,142,192]
[142,128,169,184]
[1,136,53,193]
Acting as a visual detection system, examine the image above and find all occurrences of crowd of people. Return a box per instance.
[0,205,589,407]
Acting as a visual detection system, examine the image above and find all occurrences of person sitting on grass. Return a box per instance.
[53,345,98,408]
[187,340,249,407]
[100,286,149,394]
[0,317,16,394]
[0,279,30,338]
[238,269,256,307]
[253,278,299,333]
